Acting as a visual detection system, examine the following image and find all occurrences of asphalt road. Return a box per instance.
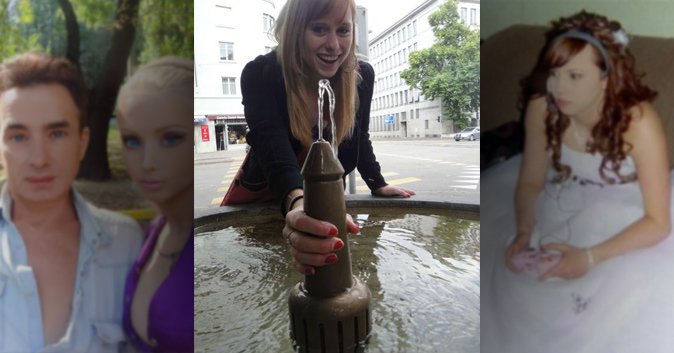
[194,138,479,210]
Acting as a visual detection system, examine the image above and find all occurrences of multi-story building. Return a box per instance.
[194,0,278,153]
[367,0,480,138]
[194,1,372,153]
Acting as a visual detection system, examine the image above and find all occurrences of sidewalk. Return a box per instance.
[370,135,456,141]
[194,144,246,165]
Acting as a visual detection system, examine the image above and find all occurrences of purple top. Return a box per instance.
[123,215,194,352]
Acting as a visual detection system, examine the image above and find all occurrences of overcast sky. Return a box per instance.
[273,0,427,39]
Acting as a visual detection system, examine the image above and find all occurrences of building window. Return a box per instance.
[413,20,417,36]
[402,27,407,41]
[403,48,407,62]
[460,7,467,23]
[425,120,429,129]
[263,14,275,32]
[220,42,234,61]
[407,23,412,37]
[222,77,236,95]
[215,5,233,28]
[471,8,477,25]
[397,30,401,45]
[264,46,272,53]
[414,42,418,51]
[416,108,420,119]
[393,33,397,47]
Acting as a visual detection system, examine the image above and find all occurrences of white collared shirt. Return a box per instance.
[0,185,143,353]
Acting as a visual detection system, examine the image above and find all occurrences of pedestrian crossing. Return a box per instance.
[210,157,478,206]
[211,156,245,205]
[451,164,480,190]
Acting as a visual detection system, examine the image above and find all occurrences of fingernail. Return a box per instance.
[306,268,315,275]
[325,254,338,264]
[333,240,344,251]
[329,227,338,236]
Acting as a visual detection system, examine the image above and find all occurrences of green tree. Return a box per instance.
[0,0,43,59]
[400,0,479,130]
[137,0,194,65]
[59,0,140,180]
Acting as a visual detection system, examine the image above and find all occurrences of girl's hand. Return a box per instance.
[283,206,360,275]
[373,185,416,198]
[537,243,591,281]
[505,232,531,273]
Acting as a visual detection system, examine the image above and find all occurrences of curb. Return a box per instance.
[194,158,234,166]
[194,194,479,230]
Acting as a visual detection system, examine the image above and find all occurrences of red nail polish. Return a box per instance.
[325,254,338,264]
[333,240,344,251]
[329,227,338,236]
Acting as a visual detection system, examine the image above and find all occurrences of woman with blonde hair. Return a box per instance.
[222,0,414,275]
[116,56,194,352]
[482,11,674,352]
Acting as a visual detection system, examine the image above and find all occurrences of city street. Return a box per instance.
[194,138,479,210]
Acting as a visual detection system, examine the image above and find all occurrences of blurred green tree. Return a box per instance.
[0,0,193,180]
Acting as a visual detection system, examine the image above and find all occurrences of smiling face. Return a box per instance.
[547,44,607,120]
[302,1,354,84]
[0,83,89,204]
[117,91,192,209]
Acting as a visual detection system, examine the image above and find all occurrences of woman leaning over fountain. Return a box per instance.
[221,0,415,275]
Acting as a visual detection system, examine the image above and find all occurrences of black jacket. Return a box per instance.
[239,51,388,213]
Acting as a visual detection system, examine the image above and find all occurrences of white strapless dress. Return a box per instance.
[481,145,674,353]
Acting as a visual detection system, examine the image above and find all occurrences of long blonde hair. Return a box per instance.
[274,0,360,149]
[117,56,193,106]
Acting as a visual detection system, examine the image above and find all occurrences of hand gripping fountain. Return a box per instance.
[288,79,372,353]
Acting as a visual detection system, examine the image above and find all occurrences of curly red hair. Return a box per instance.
[520,11,657,184]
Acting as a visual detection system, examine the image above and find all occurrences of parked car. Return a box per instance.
[454,127,480,141]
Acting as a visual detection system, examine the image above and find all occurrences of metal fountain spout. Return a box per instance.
[287,79,372,353]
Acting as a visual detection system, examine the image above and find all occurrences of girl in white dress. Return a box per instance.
[482,11,674,352]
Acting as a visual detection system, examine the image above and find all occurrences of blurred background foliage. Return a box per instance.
[0,0,193,180]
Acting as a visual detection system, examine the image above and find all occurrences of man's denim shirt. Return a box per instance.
[0,185,143,353]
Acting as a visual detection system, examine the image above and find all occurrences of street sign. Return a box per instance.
[201,125,210,142]
[385,115,394,125]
